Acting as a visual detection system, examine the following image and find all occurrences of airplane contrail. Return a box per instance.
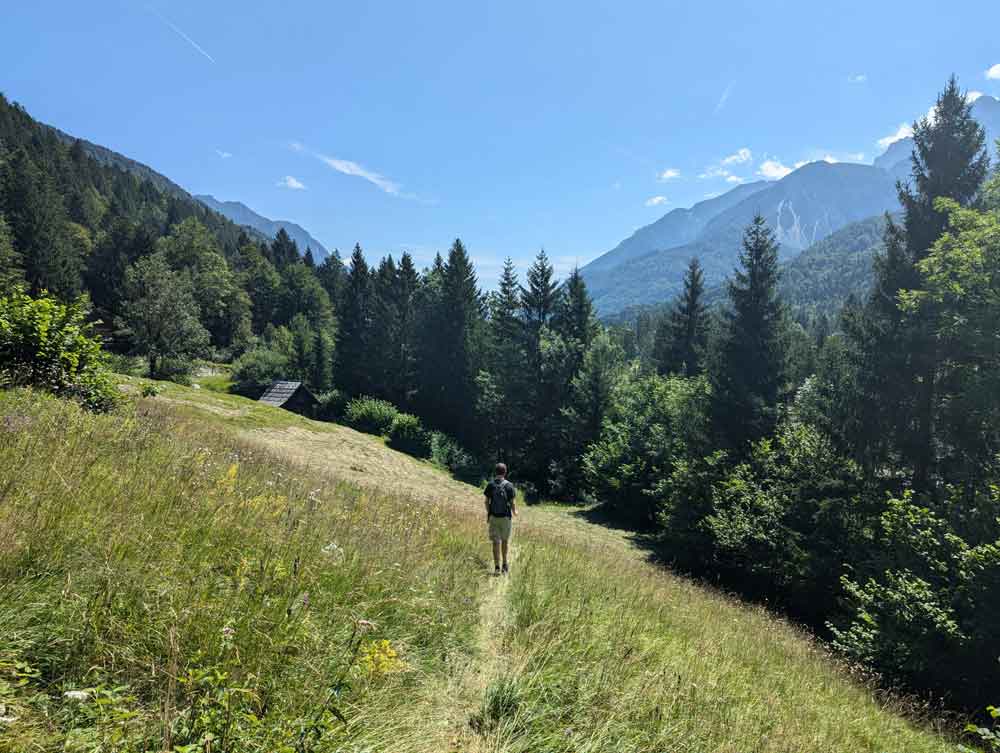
[148,6,216,64]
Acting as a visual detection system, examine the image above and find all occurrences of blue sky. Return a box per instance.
[3,0,1000,286]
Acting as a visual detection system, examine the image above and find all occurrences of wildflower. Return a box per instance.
[301,591,310,608]
[356,619,376,632]
[221,626,236,639]
[63,690,90,701]
[358,639,406,676]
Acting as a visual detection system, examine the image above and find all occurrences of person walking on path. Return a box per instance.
[484,462,516,575]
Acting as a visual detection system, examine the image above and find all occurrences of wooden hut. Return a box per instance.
[257,381,318,417]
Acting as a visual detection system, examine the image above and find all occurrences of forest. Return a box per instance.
[2,77,999,714]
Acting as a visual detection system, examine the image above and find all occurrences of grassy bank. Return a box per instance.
[0,385,956,751]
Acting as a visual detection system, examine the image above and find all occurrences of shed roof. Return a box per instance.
[258,380,307,407]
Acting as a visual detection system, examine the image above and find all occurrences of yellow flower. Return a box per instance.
[359,639,406,676]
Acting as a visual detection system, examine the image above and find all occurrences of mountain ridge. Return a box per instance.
[195,194,331,260]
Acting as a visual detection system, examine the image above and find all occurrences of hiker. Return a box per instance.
[484,462,516,575]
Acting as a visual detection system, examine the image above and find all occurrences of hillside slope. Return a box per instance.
[0,384,954,751]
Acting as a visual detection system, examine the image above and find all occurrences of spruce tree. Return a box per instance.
[270,229,299,268]
[712,214,787,452]
[316,251,345,309]
[551,266,597,352]
[393,252,421,407]
[370,255,400,400]
[336,244,372,397]
[656,257,708,376]
[303,247,316,268]
[521,250,559,346]
[0,213,25,290]
[851,77,988,487]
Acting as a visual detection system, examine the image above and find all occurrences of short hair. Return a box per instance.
[494,462,508,477]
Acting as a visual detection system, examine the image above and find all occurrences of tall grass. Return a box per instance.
[471,533,954,752]
[0,389,482,752]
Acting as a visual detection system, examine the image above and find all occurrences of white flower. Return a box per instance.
[63,690,90,701]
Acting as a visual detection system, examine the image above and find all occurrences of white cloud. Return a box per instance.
[725,175,744,184]
[316,154,401,195]
[715,81,735,113]
[794,160,809,169]
[967,90,985,103]
[215,149,232,159]
[699,166,729,179]
[657,168,681,181]
[645,195,669,207]
[276,175,306,190]
[722,147,752,165]
[703,192,721,199]
[848,73,868,84]
[289,141,305,152]
[757,159,793,180]
[986,63,1000,81]
[878,123,914,149]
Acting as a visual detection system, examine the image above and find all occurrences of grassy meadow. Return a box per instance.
[0,384,957,752]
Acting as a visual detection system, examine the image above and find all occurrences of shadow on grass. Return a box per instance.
[567,503,673,565]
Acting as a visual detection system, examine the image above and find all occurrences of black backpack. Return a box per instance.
[488,479,512,517]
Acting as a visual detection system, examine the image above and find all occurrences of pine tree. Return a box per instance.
[655,257,708,376]
[551,266,597,352]
[521,250,559,346]
[2,148,81,297]
[336,244,372,396]
[370,255,400,399]
[289,314,315,383]
[712,214,787,452]
[0,213,25,290]
[850,77,989,488]
[316,251,345,308]
[393,252,421,407]
[270,229,299,268]
[311,327,335,392]
[303,247,316,268]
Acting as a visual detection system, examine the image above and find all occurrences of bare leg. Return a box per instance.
[492,541,501,569]
[501,540,509,568]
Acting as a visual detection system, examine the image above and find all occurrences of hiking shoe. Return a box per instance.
[501,564,509,575]
[494,566,502,576]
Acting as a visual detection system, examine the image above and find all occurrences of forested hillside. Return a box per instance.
[3,77,1000,722]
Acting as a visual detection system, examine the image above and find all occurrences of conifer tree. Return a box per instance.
[655,257,708,376]
[311,327,335,393]
[316,251,345,308]
[393,252,421,407]
[336,244,372,396]
[303,247,316,268]
[521,250,559,346]
[551,266,597,352]
[270,229,299,268]
[0,213,25,290]
[712,214,787,452]
[850,77,988,487]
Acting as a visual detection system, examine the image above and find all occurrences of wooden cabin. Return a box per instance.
[257,380,318,417]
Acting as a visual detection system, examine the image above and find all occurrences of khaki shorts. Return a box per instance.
[487,515,512,542]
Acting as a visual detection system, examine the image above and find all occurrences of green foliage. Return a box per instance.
[0,290,118,411]
[314,389,347,421]
[386,412,430,457]
[343,396,399,435]
[428,431,478,479]
[229,347,289,398]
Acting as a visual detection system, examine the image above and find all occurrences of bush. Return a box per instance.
[230,347,289,397]
[104,352,144,376]
[0,290,119,411]
[429,431,479,479]
[315,389,347,421]
[387,413,430,457]
[344,396,399,435]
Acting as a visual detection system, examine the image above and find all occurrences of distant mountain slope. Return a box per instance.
[195,195,330,260]
[584,162,900,315]
[585,181,770,276]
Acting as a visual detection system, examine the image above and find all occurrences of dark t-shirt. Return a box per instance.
[484,478,515,518]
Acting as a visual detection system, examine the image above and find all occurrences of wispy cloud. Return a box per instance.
[276,175,306,190]
[657,168,681,181]
[645,195,669,207]
[967,90,985,103]
[722,147,752,165]
[986,63,1000,81]
[878,123,914,150]
[848,73,868,84]
[714,81,735,113]
[725,175,744,184]
[757,159,793,180]
[216,149,232,159]
[316,154,401,195]
[147,6,215,64]
[290,141,414,198]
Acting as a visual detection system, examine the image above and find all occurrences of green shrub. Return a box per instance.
[315,389,347,421]
[104,352,144,376]
[230,347,289,397]
[0,290,119,411]
[429,431,479,479]
[387,413,430,457]
[344,396,399,435]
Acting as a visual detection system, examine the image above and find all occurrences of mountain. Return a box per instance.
[583,161,900,315]
[585,96,1000,318]
[195,195,330,260]
[585,181,771,276]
